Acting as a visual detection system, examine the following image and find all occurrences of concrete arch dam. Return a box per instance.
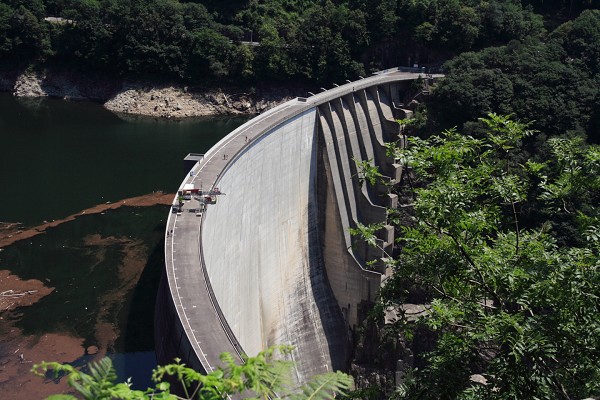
[155,69,440,383]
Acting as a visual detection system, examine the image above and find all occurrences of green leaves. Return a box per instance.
[349,222,385,249]
[352,158,384,186]
[479,112,535,151]
[34,345,353,400]
[288,371,353,400]
[379,114,600,399]
[33,358,149,400]
[537,136,600,216]
[430,11,600,140]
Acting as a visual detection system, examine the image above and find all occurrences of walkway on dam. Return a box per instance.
[163,69,442,374]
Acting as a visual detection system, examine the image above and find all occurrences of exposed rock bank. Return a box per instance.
[104,84,294,118]
[11,70,119,100]
[1,69,299,118]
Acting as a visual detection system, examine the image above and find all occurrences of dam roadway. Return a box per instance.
[155,69,441,383]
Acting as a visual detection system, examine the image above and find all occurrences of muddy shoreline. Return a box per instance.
[0,68,300,119]
[0,191,173,249]
[0,194,170,399]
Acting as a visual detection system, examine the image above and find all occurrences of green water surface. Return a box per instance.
[0,93,246,390]
[0,93,246,225]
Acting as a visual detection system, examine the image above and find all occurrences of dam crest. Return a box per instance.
[155,69,441,383]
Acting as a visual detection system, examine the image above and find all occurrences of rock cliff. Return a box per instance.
[1,69,298,118]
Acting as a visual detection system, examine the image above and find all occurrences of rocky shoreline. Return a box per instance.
[0,69,299,118]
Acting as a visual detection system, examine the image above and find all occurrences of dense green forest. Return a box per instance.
[349,114,600,399]
[0,0,597,87]
[428,8,600,142]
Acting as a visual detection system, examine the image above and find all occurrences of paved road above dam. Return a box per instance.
[155,69,442,384]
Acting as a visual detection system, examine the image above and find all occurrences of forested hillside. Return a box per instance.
[428,9,600,143]
[1,0,597,87]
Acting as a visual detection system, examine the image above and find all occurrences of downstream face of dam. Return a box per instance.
[201,109,342,380]
[155,70,439,383]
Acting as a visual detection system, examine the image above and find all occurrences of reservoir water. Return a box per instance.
[0,93,246,398]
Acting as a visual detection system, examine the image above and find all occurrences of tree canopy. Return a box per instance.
[428,10,600,142]
[1,0,596,85]
[354,114,600,399]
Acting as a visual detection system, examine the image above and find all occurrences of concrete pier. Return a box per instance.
[155,69,442,383]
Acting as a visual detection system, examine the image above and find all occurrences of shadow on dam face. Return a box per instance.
[155,69,442,386]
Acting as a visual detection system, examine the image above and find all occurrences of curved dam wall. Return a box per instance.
[155,70,440,385]
[202,110,343,380]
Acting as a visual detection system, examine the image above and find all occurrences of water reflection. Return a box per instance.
[0,206,166,395]
[0,93,247,225]
[0,94,246,397]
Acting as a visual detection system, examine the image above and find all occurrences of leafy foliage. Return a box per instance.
[287,371,353,400]
[352,157,384,186]
[1,0,593,84]
[35,357,147,400]
[349,222,386,250]
[33,346,353,400]
[374,114,600,399]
